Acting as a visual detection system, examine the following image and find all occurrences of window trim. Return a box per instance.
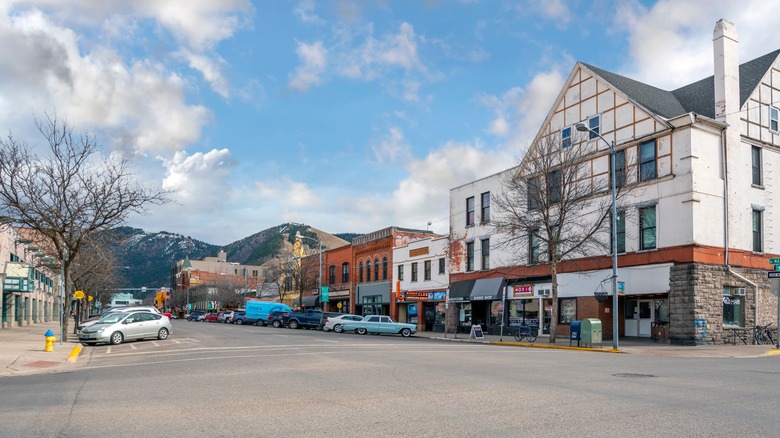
[561,126,572,148]
[639,206,657,251]
[424,260,431,281]
[480,238,490,271]
[639,139,657,182]
[529,231,540,264]
[438,257,445,274]
[466,196,475,226]
[752,209,763,253]
[587,115,600,139]
[465,241,475,272]
[770,105,779,132]
[411,262,418,282]
[752,145,762,186]
[613,149,627,188]
[397,264,404,281]
[480,192,490,224]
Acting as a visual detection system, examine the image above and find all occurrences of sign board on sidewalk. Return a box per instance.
[469,324,484,339]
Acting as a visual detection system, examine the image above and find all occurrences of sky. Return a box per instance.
[1,0,779,246]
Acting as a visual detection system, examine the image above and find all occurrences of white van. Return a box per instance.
[244,301,292,326]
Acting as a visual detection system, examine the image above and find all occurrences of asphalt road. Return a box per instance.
[1,320,779,437]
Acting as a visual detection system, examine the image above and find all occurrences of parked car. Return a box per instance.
[267,309,291,328]
[322,314,364,333]
[286,309,325,329]
[217,310,234,323]
[78,311,172,346]
[78,306,160,332]
[187,310,206,322]
[203,312,219,323]
[245,301,292,326]
[340,315,417,337]
[230,311,246,324]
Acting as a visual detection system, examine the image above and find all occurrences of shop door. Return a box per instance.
[625,300,653,337]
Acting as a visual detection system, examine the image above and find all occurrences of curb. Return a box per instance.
[491,341,621,353]
[764,349,780,356]
[66,345,82,363]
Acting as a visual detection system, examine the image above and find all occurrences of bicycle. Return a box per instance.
[753,323,774,345]
[513,325,538,343]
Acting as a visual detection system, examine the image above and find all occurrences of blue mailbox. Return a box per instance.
[570,320,581,346]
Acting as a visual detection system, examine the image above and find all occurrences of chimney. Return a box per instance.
[713,19,739,122]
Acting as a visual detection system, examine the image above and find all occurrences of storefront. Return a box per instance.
[325,289,350,313]
[355,282,390,317]
[469,277,505,335]
[506,282,552,336]
[399,290,446,332]
[624,294,669,338]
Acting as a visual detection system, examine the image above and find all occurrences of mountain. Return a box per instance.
[109,223,352,292]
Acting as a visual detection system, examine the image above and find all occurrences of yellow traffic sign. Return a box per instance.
[87,295,93,301]
[74,290,85,299]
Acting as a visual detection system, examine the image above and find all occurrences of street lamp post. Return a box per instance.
[575,123,619,351]
[295,232,323,310]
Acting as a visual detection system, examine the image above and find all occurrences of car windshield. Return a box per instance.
[96,313,126,324]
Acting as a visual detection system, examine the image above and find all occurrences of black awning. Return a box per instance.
[470,277,505,301]
[448,280,475,302]
[301,295,320,307]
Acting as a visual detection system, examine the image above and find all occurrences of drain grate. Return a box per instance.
[612,373,656,378]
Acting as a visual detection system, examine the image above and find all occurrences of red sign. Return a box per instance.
[404,291,429,301]
[513,284,534,297]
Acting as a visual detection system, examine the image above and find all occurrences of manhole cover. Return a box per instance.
[612,373,656,378]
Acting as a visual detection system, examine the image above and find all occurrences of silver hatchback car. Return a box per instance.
[78,311,172,346]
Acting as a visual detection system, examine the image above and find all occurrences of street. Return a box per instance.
[1,320,778,437]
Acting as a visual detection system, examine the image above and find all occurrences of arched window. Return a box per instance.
[342,262,349,283]
[382,257,388,280]
[366,261,371,282]
[359,262,364,283]
[374,259,379,281]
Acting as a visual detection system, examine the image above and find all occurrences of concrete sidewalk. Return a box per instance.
[414,331,780,358]
[0,320,82,378]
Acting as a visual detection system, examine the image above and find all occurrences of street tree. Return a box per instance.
[0,114,168,340]
[69,233,122,325]
[491,131,634,343]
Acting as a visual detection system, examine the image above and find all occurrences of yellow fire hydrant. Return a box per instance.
[44,329,56,352]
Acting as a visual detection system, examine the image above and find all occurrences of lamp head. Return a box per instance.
[575,122,589,132]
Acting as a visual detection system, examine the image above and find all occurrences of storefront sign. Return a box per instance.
[513,284,534,298]
[405,291,429,301]
[723,296,741,305]
[328,289,350,298]
[429,291,446,301]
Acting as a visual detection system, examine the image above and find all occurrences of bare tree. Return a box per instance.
[69,233,122,325]
[492,131,634,343]
[0,114,169,340]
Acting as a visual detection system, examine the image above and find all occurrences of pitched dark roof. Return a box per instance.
[583,49,780,120]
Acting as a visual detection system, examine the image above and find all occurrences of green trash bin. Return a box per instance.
[581,318,602,347]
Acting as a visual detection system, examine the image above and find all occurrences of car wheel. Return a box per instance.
[157,328,169,340]
[110,331,124,345]
[400,328,412,337]
[288,320,299,329]
[334,324,343,333]
[235,319,243,325]
[272,320,282,328]
[356,328,368,335]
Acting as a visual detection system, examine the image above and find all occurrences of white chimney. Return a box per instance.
[713,19,739,122]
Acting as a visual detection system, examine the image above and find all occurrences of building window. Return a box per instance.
[481,192,490,223]
[342,263,349,283]
[639,206,657,250]
[529,231,540,264]
[365,262,370,282]
[614,150,627,188]
[722,287,745,327]
[588,115,600,139]
[424,260,431,281]
[548,170,560,204]
[329,265,336,285]
[558,298,577,324]
[771,106,779,132]
[382,257,388,280]
[752,146,762,186]
[753,209,763,252]
[411,262,418,282]
[639,140,657,181]
[438,257,445,274]
[481,238,490,270]
[527,177,540,210]
[398,264,404,281]
[374,259,379,281]
[466,241,474,272]
[613,209,626,254]
[561,126,572,148]
[466,197,475,226]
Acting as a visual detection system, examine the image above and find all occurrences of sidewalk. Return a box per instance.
[414,331,780,358]
[0,320,82,378]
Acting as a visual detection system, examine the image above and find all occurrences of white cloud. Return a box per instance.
[294,0,325,25]
[181,50,230,98]
[254,178,321,209]
[615,0,780,89]
[159,149,237,207]
[371,126,411,164]
[288,41,328,91]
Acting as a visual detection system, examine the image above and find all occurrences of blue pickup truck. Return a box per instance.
[286,309,325,329]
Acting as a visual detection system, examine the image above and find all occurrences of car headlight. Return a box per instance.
[97,327,106,333]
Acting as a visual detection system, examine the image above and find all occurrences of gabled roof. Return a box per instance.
[583,49,780,120]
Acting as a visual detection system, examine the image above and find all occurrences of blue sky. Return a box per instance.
[1,1,778,245]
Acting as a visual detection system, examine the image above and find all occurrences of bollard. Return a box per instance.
[44,329,56,352]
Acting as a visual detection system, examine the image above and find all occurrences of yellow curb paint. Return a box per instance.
[490,341,621,353]
[764,349,780,356]
[67,345,82,363]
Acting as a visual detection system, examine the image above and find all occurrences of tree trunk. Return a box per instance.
[548,262,559,344]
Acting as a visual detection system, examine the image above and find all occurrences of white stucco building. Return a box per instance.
[393,236,449,332]
[449,20,780,344]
